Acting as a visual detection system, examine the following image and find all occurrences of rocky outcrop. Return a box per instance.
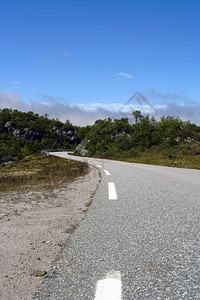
[0,157,16,165]
[76,140,89,156]
[12,128,42,141]
[184,137,194,143]
[5,121,16,133]
[5,123,41,141]
[4,123,80,145]
[52,127,80,145]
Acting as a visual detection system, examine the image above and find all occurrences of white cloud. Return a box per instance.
[10,81,20,86]
[52,49,72,57]
[39,49,72,65]
[62,49,72,57]
[154,103,200,124]
[117,72,133,79]
[0,91,26,108]
[0,90,200,126]
[41,94,67,104]
[0,91,120,126]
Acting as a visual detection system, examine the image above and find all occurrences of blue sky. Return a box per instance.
[0,0,200,125]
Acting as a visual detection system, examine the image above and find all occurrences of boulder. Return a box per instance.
[5,121,15,132]
[13,129,21,138]
[13,128,42,141]
[76,140,89,156]
[184,137,194,143]
[67,130,73,136]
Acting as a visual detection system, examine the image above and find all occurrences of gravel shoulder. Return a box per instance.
[0,165,100,300]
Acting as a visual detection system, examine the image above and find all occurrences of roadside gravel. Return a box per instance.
[0,165,100,300]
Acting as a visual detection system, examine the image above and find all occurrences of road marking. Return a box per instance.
[94,270,121,300]
[97,165,102,168]
[108,182,118,200]
[104,170,110,176]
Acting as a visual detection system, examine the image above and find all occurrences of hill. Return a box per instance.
[76,111,200,169]
[1,108,200,169]
[0,108,80,162]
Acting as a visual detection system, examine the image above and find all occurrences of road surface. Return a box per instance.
[34,153,200,299]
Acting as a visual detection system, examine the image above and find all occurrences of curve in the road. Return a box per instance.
[34,152,200,300]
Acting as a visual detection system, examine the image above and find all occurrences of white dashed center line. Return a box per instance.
[97,165,102,168]
[108,182,118,200]
[104,170,110,176]
[94,270,122,300]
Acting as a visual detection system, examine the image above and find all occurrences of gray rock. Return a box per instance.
[5,121,15,132]
[32,270,47,277]
[184,137,194,142]
[13,128,42,141]
[13,129,21,137]
[76,140,89,156]
[67,130,73,136]
[62,131,67,136]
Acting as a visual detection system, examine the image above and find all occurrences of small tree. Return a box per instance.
[132,110,143,124]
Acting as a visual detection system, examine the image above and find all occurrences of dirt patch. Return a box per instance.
[0,165,100,300]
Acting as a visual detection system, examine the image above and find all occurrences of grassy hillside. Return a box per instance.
[1,108,200,170]
[115,144,200,170]
[75,111,200,169]
[0,108,79,161]
[0,153,88,193]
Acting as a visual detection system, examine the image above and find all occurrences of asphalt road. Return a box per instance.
[34,153,200,299]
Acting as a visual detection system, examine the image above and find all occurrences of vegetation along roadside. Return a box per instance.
[1,108,200,171]
[0,153,88,193]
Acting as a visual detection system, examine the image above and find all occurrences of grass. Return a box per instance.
[88,142,200,170]
[120,152,200,169]
[117,144,200,170]
[0,153,89,193]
